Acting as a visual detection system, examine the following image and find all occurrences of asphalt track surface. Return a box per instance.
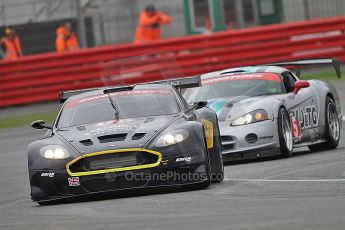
[0,125,344,230]
[1,80,345,230]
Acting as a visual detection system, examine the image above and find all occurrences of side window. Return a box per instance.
[282,72,297,93]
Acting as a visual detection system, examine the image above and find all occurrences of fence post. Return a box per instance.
[75,0,87,48]
[235,0,245,28]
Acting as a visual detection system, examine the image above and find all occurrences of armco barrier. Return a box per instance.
[1,16,345,107]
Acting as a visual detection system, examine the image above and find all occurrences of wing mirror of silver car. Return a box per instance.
[31,120,52,130]
[293,80,310,94]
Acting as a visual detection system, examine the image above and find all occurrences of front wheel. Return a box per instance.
[211,123,224,183]
[309,96,340,151]
[182,140,211,190]
[278,107,293,158]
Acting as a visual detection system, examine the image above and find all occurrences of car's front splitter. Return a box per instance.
[219,119,281,162]
[222,146,281,162]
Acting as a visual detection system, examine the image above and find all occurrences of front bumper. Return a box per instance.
[219,119,281,162]
[30,148,208,202]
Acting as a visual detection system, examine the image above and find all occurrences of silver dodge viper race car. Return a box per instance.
[184,59,342,162]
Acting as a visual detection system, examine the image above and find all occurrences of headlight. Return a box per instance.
[231,109,268,126]
[155,129,189,147]
[39,145,70,159]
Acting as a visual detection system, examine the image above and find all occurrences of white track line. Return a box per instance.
[224,178,345,182]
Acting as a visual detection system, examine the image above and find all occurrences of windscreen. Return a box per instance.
[57,89,180,128]
[184,73,284,102]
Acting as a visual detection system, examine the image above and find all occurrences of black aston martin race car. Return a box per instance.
[28,77,223,204]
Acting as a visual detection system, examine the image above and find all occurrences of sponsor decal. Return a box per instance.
[259,136,273,140]
[65,89,172,108]
[175,157,192,162]
[202,73,281,85]
[41,172,55,178]
[96,119,135,126]
[290,116,302,140]
[84,125,137,137]
[68,177,80,186]
[292,105,318,130]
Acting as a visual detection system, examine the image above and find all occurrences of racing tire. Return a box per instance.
[278,107,293,158]
[182,139,211,191]
[37,200,56,206]
[211,125,224,183]
[308,96,340,152]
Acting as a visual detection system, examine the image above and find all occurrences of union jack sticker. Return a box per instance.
[68,177,80,186]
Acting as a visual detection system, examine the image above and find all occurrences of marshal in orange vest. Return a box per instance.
[134,5,171,44]
[0,27,23,61]
[55,22,80,52]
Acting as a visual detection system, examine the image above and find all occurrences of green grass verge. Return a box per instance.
[301,70,345,81]
[0,110,58,129]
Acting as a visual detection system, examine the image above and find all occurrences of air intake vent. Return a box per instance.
[221,135,236,153]
[80,139,93,146]
[132,133,146,140]
[245,133,258,144]
[98,134,127,143]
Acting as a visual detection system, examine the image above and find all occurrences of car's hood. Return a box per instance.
[206,96,270,122]
[56,115,178,154]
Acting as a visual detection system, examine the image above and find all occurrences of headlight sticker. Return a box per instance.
[231,109,268,126]
[39,145,70,159]
[154,130,189,147]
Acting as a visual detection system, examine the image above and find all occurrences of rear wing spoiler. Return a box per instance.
[59,88,100,104]
[265,58,341,78]
[59,76,201,103]
[146,76,201,91]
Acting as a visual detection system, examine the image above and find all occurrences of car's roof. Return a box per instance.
[65,83,174,103]
[201,65,289,79]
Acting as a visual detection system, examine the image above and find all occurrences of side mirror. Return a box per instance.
[194,101,207,110]
[31,120,52,130]
[293,80,310,94]
[185,101,208,113]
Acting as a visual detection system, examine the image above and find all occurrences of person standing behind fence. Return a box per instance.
[0,27,23,61]
[55,22,80,52]
[134,4,171,44]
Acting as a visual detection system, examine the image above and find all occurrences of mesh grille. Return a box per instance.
[89,153,137,170]
[69,151,159,173]
[221,135,236,152]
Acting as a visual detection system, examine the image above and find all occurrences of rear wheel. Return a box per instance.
[309,96,340,151]
[278,107,293,158]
